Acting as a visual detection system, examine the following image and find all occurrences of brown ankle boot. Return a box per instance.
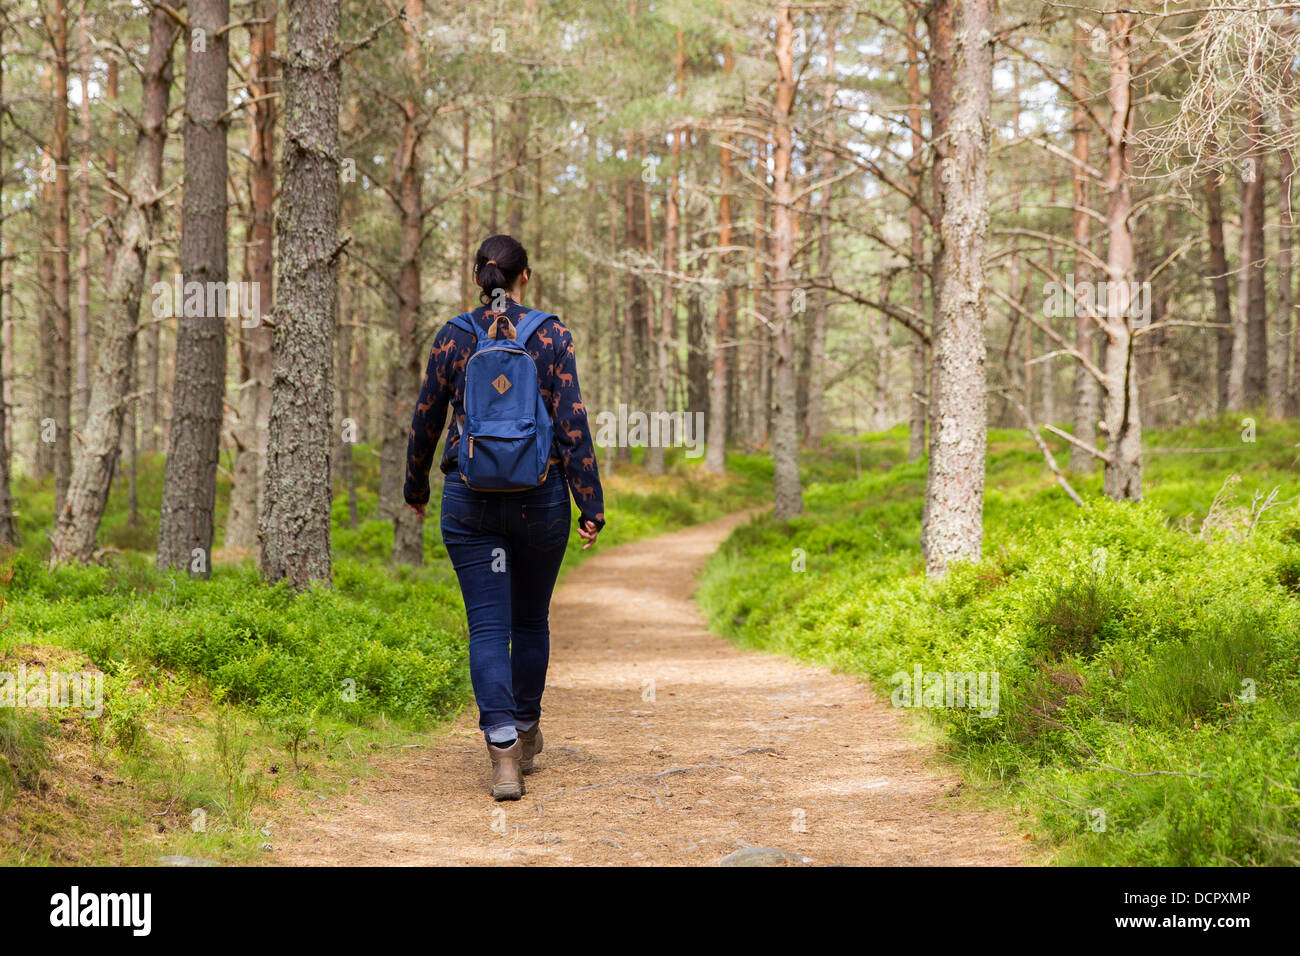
[488,740,525,800]
[518,724,543,775]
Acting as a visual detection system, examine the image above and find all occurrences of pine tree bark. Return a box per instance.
[158,0,230,576]
[75,10,92,430]
[747,143,770,449]
[770,3,802,521]
[1226,167,1255,412]
[873,268,891,430]
[0,302,13,546]
[905,13,928,463]
[226,0,277,553]
[921,0,992,576]
[260,0,341,588]
[36,172,56,481]
[705,44,735,475]
[140,260,163,451]
[605,193,621,470]
[1283,83,1299,417]
[646,33,686,476]
[805,26,836,451]
[1270,102,1292,418]
[48,3,179,564]
[1099,13,1142,500]
[1244,106,1268,408]
[50,0,73,512]
[507,98,526,236]
[1068,26,1100,472]
[919,0,953,543]
[460,114,472,309]
[335,266,358,531]
[103,56,119,278]
[1205,170,1234,412]
[0,16,16,548]
[385,0,426,566]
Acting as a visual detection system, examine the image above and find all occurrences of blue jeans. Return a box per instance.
[440,469,570,744]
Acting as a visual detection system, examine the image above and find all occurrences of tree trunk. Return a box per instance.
[1285,85,1300,417]
[805,26,836,451]
[603,193,620,471]
[873,269,891,430]
[921,0,991,576]
[1271,98,1292,418]
[140,260,163,451]
[1244,106,1268,408]
[226,0,277,554]
[770,3,802,520]
[1100,13,1142,501]
[48,4,179,564]
[158,0,230,576]
[0,17,16,548]
[646,33,685,476]
[37,185,56,481]
[260,0,341,589]
[75,10,92,430]
[1069,26,1101,472]
[905,13,927,463]
[103,56,119,278]
[1227,166,1256,412]
[460,114,471,309]
[508,100,526,235]
[748,144,770,449]
[705,45,735,475]
[51,0,73,512]
[336,267,359,531]
[919,0,953,544]
[1205,171,1234,412]
[386,0,426,566]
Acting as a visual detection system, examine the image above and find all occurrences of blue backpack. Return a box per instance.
[447,309,557,492]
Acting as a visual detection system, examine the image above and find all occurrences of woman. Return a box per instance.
[404,234,605,801]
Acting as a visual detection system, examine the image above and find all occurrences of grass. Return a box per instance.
[0,442,773,864]
[697,413,1300,866]
[11,415,1293,866]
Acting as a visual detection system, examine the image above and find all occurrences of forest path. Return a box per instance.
[274,513,1027,866]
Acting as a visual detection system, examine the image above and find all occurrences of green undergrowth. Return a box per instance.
[0,441,777,863]
[699,414,1300,866]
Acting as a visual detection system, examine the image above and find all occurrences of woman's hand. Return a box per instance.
[578,518,600,551]
[408,502,426,519]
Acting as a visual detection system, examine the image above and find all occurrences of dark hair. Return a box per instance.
[474,234,529,306]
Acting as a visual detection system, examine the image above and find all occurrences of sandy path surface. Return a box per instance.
[274,513,1027,866]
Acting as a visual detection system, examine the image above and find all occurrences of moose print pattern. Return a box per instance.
[404,301,606,531]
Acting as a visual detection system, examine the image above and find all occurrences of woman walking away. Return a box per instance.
[404,234,605,801]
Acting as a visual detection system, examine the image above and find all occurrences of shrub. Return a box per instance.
[0,709,54,808]
[1028,568,1130,661]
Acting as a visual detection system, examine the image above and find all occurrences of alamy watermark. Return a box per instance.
[890,665,999,718]
[1,665,103,718]
[591,404,705,459]
[152,275,263,328]
[1043,275,1152,328]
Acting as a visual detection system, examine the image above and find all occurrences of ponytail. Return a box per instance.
[474,234,529,306]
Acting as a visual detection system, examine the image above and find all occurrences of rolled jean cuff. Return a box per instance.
[514,719,537,732]
[485,723,518,745]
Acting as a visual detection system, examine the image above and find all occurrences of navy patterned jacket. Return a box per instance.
[403,301,606,531]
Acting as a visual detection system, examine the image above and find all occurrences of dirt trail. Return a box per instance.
[275,514,1027,866]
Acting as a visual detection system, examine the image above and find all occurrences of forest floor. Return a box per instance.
[273,512,1029,866]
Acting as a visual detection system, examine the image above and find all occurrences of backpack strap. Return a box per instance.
[513,309,557,348]
[447,312,479,340]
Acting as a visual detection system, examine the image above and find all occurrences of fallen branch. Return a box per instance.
[1042,424,1113,465]
[997,390,1084,506]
